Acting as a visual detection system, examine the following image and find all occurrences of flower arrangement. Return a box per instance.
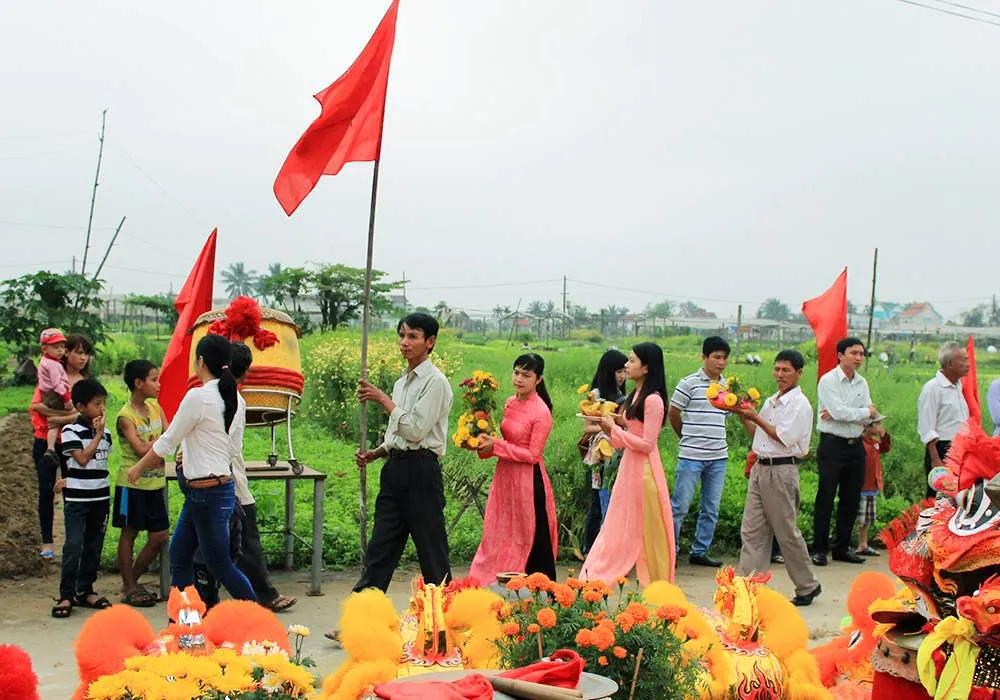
[452,370,500,449]
[705,375,761,411]
[576,384,619,418]
[85,627,315,700]
[494,573,702,700]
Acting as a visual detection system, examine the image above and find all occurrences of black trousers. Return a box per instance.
[524,465,557,580]
[354,451,451,593]
[237,503,279,605]
[60,500,109,600]
[33,437,67,545]
[812,433,865,555]
[924,440,952,499]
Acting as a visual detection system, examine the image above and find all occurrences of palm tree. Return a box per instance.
[257,263,282,304]
[221,262,258,299]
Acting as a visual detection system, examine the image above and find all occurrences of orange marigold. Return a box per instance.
[501,621,520,636]
[526,623,540,635]
[525,573,551,592]
[565,577,584,590]
[490,600,504,614]
[615,612,636,633]
[598,655,609,666]
[613,646,628,659]
[552,584,577,608]
[616,576,628,587]
[626,602,650,623]
[583,612,595,620]
[592,625,615,651]
[655,605,688,623]
[582,589,604,604]
[536,607,558,629]
[505,576,527,591]
[596,617,615,632]
[575,629,594,647]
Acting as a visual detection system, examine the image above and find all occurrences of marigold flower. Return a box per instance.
[565,577,584,590]
[615,612,636,633]
[582,589,604,603]
[505,576,527,591]
[705,383,721,399]
[748,387,761,401]
[525,572,550,592]
[613,646,628,659]
[592,625,615,651]
[527,623,540,635]
[626,602,650,623]
[501,621,520,636]
[552,583,577,608]
[477,419,489,430]
[468,436,480,448]
[536,608,557,629]
[616,576,628,587]
[656,605,688,622]
[575,629,594,647]
[724,392,738,407]
[598,655,609,666]
[577,384,590,394]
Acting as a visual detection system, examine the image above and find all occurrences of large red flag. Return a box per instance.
[273,0,400,216]
[802,268,848,382]
[963,335,981,422]
[159,230,217,420]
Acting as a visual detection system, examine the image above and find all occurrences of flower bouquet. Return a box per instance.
[494,574,702,700]
[705,375,761,411]
[577,384,619,419]
[452,370,500,449]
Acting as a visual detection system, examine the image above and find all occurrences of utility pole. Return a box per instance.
[81,109,108,276]
[91,216,126,281]
[400,271,409,309]
[735,304,743,359]
[72,256,76,274]
[865,248,879,369]
[992,293,997,326]
[562,275,568,337]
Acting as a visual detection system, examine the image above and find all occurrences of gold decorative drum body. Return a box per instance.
[188,307,304,427]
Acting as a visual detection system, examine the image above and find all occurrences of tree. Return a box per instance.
[492,305,512,333]
[756,298,791,321]
[570,303,590,324]
[221,262,258,299]
[963,305,986,327]
[260,266,311,312]
[598,305,628,335]
[527,300,547,336]
[847,300,858,316]
[310,264,398,331]
[679,301,709,318]
[257,263,283,304]
[123,294,178,325]
[650,300,676,318]
[0,272,107,361]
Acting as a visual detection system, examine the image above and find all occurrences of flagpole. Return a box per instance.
[865,248,878,370]
[358,158,381,557]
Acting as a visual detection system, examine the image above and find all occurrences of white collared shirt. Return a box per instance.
[153,379,237,480]
[381,358,454,456]
[917,371,969,444]
[817,366,872,438]
[753,385,813,459]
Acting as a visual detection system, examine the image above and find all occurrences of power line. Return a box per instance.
[567,278,764,307]
[112,145,206,225]
[407,278,562,291]
[0,129,89,143]
[889,0,1000,27]
[0,219,114,231]
[930,0,1000,19]
[103,264,186,278]
[0,259,71,270]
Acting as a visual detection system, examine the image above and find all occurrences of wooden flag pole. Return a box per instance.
[865,248,878,370]
[358,158,382,557]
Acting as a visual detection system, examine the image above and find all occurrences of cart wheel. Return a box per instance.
[267,454,278,467]
[289,459,304,475]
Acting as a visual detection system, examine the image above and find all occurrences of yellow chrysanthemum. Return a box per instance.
[723,392,738,407]
[467,436,480,448]
[288,623,311,638]
[87,674,129,700]
[748,387,761,401]
[476,419,489,430]
[211,667,256,694]
[705,383,721,399]
[161,677,204,700]
[577,383,590,394]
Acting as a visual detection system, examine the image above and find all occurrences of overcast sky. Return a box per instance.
[2,0,999,320]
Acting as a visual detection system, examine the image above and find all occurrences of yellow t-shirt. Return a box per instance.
[115,400,167,490]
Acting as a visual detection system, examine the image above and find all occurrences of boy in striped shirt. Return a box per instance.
[669,336,731,568]
[52,378,112,618]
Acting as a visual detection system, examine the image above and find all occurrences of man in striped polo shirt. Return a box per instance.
[669,336,731,567]
[52,378,113,618]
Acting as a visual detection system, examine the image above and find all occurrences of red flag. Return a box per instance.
[159,230,217,420]
[273,0,400,216]
[963,335,981,422]
[802,268,848,382]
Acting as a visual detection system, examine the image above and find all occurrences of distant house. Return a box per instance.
[889,302,943,331]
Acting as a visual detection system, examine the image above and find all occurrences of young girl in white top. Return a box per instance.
[127,334,256,601]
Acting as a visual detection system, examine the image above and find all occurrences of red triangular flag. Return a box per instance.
[802,268,848,383]
[964,335,981,422]
[159,230,217,420]
[273,0,400,216]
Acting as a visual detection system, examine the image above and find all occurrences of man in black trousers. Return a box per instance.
[811,337,877,566]
[352,312,454,592]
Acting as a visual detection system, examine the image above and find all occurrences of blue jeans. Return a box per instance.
[671,457,727,556]
[170,480,256,601]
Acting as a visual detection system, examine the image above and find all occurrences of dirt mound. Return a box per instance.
[0,413,45,578]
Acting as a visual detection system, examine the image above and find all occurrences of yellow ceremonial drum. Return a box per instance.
[189,301,305,472]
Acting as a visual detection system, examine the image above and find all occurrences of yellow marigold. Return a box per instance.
[577,383,590,394]
[705,383,721,399]
[467,436,480,448]
[527,623,540,634]
[613,646,628,659]
[748,387,761,401]
[575,629,594,647]
[476,419,489,430]
[536,607,557,629]
[598,655,609,666]
[501,621,520,636]
[724,392,738,407]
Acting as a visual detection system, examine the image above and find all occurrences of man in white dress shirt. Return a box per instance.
[736,349,822,606]
[917,341,970,498]
[811,337,876,567]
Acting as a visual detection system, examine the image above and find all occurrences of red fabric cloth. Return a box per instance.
[158,230,217,420]
[862,433,891,492]
[802,268,848,383]
[964,335,981,423]
[745,450,757,479]
[469,393,557,586]
[273,0,399,216]
[373,673,493,699]
[871,671,932,700]
[28,386,47,439]
[497,649,585,688]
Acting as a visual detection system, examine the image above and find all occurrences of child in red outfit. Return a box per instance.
[856,421,891,556]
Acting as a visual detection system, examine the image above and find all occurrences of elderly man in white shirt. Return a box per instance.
[736,349,822,606]
[811,337,877,567]
[917,341,970,498]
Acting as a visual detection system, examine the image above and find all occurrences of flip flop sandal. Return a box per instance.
[122,589,157,608]
[324,629,343,647]
[74,593,112,609]
[137,583,161,602]
[857,547,880,557]
[268,595,297,612]
[51,599,73,618]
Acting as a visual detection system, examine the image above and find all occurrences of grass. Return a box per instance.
[2,329,994,575]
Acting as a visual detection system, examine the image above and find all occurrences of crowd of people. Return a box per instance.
[27,313,984,623]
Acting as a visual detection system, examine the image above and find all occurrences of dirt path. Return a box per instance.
[3,556,890,699]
